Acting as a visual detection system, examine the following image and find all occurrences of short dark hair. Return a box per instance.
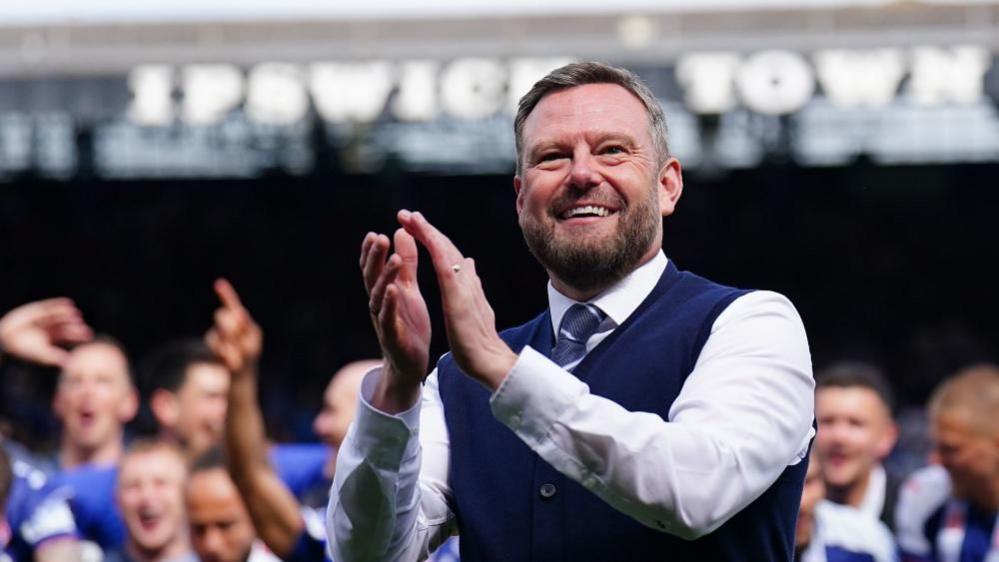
[815,361,896,415]
[143,339,221,394]
[513,61,669,174]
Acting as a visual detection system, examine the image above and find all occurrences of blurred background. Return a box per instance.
[1,0,997,470]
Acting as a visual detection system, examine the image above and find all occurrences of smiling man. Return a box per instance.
[329,61,815,561]
[814,362,900,529]
[105,440,194,562]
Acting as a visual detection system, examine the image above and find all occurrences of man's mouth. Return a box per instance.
[138,509,162,532]
[560,204,615,220]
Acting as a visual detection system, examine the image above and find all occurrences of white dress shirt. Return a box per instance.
[327,251,815,562]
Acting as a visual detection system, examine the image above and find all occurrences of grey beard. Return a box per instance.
[521,203,660,296]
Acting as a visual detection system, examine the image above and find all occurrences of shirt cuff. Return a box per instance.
[351,367,422,472]
[489,345,588,447]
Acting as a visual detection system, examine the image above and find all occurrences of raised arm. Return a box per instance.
[328,222,453,562]
[206,279,304,558]
[0,298,92,367]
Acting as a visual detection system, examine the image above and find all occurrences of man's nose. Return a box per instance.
[568,148,600,190]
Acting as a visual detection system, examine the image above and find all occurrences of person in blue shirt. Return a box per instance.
[102,440,195,562]
[0,297,97,562]
[145,338,331,503]
[895,364,998,562]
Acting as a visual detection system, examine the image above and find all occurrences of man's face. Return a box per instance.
[932,411,999,502]
[54,342,137,453]
[117,448,188,555]
[515,83,680,296]
[173,363,230,459]
[313,375,360,449]
[796,455,825,550]
[815,386,897,490]
[186,468,255,562]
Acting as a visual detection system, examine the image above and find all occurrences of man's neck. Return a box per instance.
[61,436,123,470]
[968,475,999,512]
[827,468,872,508]
[125,539,182,562]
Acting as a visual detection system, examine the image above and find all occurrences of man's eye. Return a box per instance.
[539,152,565,162]
[603,145,625,154]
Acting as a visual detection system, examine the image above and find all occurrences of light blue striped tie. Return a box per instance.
[551,303,606,369]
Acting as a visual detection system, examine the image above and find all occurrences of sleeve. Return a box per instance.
[9,478,80,553]
[326,367,455,562]
[895,466,950,562]
[489,290,815,539]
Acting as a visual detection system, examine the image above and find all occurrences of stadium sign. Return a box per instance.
[126,46,995,127]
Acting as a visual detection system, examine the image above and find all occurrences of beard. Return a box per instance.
[520,183,661,296]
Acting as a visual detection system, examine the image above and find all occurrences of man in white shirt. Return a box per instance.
[329,61,814,561]
[814,362,901,529]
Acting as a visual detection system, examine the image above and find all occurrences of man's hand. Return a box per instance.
[399,210,517,391]
[361,222,432,412]
[205,279,262,378]
[0,298,92,367]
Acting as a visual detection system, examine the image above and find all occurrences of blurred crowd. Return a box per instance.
[0,291,995,562]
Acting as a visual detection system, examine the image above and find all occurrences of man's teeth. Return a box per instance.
[565,205,610,218]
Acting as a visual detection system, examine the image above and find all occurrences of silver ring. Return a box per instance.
[451,263,462,274]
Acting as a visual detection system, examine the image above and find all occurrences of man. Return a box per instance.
[815,362,901,528]
[49,337,139,554]
[145,340,231,464]
[52,337,139,470]
[796,450,896,562]
[104,440,194,562]
[145,338,328,501]
[185,448,283,562]
[895,364,998,562]
[329,61,814,560]
[0,298,96,562]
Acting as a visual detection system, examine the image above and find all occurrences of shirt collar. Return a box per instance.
[548,250,668,334]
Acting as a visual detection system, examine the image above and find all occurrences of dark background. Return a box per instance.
[1,161,996,451]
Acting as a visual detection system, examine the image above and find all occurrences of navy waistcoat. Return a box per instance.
[436,262,808,562]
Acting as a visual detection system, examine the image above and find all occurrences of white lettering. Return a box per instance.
[675,52,741,114]
[127,65,174,126]
[181,64,244,125]
[736,50,815,115]
[814,49,905,107]
[311,61,394,123]
[392,60,439,122]
[440,58,507,120]
[909,46,990,106]
[245,63,309,125]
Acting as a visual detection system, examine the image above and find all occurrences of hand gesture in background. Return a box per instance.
[0,298,92,367]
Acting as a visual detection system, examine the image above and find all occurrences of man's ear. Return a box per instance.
[149,389,179,429]
[118,387,139,424]
[658,158,684,217]
[876,421,900,460]
[52,391,66,421]
[514,175,525,215]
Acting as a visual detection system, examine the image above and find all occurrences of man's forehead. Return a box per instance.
[523,83,649,140]
[816,385,887,408]
[121,451,184,480]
